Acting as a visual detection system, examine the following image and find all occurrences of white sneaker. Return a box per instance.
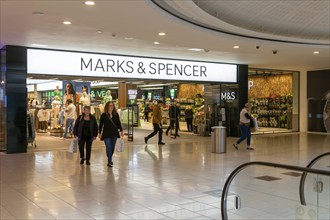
[246,146,254,150]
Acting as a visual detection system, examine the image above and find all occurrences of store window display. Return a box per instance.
[248,73,294,131]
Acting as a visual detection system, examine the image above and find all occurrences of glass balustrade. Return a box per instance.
[221,160,330,220]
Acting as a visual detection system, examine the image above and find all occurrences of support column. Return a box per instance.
[4,46,27,153]
[299,70,307,132]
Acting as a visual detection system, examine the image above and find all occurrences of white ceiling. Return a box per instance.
[1,0,329,72]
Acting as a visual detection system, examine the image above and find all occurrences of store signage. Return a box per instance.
[221,92,236,101]
[27,49,237,83]
[90,89,107,99]
[128,89,137,100]
[170,89,175,99]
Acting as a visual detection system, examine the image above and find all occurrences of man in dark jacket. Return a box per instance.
[166,101,180,137]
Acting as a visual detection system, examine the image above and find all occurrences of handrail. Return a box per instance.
[299,152,330,205]
[221,161,330,220]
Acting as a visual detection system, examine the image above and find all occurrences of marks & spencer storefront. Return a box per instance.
[0,46,248,153]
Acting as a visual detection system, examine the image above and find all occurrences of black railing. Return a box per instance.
[221,161,330,220]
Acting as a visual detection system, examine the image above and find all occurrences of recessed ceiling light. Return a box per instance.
[188,48,202,51]
[313,51,319,54]
[96,30,103,34]
[84,1,95,5]
[233,45,239,49]
[125,37,134,40]
[154,42,160,45]
[158,32,166,36]
[63,21,71,25]
[32,11,44,16]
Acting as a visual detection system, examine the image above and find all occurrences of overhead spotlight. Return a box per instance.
[84,1,95,6]
[255,42,261,49]
[272,50,278,54]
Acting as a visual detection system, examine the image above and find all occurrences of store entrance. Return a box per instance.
[26,75,223,151]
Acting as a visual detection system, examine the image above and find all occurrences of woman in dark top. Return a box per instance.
[73,106,98,165]
[98,101,124,167]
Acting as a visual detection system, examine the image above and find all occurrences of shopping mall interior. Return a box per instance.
[0,0,329,219]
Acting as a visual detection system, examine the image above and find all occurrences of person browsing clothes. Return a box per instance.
[73,106,98,165]
[98,101,124,167]
[145,100,165,145]
[233,103,254,150]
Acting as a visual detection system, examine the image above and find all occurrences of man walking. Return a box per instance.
[145,100,165,145]
[166,101,180,137]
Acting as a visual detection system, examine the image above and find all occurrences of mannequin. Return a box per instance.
[78,91,91,115]
[103,90,113,104]
[52,96,61,129]
[31,98,39,108]
[79,91,90,106]
[54,86,61,99]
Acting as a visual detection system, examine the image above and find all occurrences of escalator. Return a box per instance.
[221,152,330,219]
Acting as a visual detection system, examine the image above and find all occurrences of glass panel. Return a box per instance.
[306,155,330,220]
[0,49,6,151]
[225,166,329,220]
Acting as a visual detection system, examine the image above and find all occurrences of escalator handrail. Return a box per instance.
[299,152,330,205]
[221,161,330,220]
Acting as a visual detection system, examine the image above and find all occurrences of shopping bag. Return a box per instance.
[253,117,259,131]
[116,138,124,152]
[250,117,259,132]
[68,139,78,153]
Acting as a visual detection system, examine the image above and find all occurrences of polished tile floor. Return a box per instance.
[1,131,329,219]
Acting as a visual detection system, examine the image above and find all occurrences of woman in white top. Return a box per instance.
[233,103,254,150]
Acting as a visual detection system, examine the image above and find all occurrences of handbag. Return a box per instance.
[68,139,78,153]
[107,113,121,135]
[116,138,124,152]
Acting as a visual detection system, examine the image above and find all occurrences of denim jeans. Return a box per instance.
[236,124,251,146]
[63,118,75,138]
[104,137,117,163]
